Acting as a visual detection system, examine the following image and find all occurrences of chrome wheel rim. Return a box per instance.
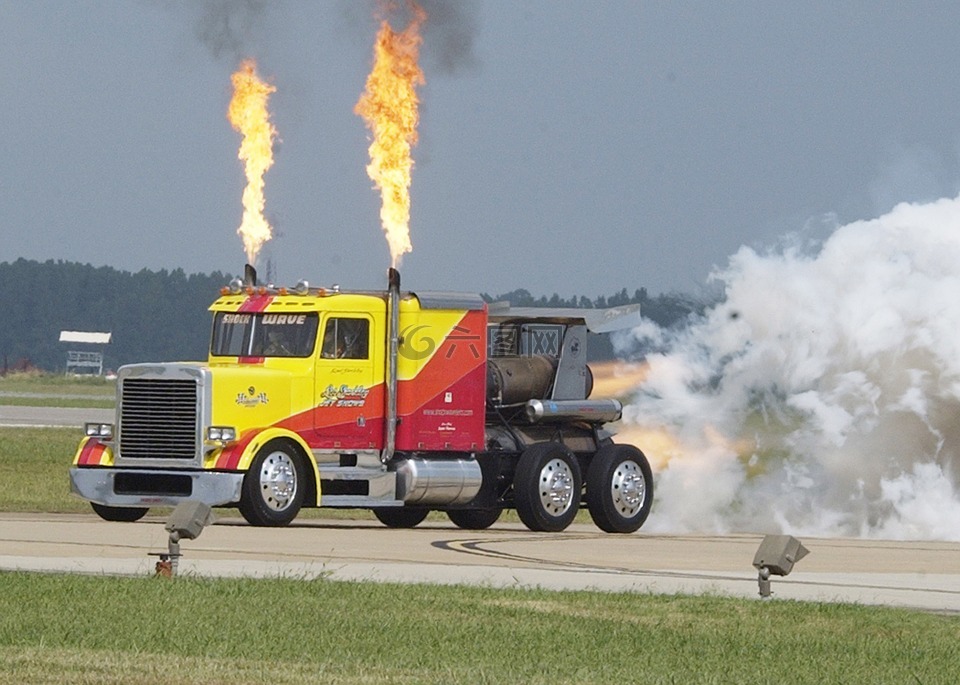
[611,460,646,517]
[259,450,298,511]
[538,458,575,516]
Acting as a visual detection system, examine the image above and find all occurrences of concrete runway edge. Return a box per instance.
[2,513,959,613]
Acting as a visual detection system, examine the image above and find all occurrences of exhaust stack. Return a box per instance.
[243,263,258,288]
[382,267,401,463]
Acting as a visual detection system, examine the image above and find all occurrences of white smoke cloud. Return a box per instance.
[620,195,960,540]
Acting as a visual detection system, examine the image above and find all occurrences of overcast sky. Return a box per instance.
[3,1,960,298]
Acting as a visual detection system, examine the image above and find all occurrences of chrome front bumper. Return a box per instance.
[69,467,245,508]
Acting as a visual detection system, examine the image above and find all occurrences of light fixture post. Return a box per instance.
[152,501,215,578]
[752,535,810,599]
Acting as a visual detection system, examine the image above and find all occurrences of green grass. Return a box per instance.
[0,573,957,684]
[0,371,114,408]
[0,371,115,396]
[0,427,89,513]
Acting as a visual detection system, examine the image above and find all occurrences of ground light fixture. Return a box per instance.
[752,534,810,598]
[153,500,216,577]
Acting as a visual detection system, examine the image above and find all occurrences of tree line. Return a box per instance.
[480,287,703,330]
[0,259,228,373]
[0,259,701,373]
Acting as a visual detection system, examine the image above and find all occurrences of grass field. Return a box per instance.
[0,371,115,395]
[0,371,115,409]
[0,396,114,408]
[0,427,89,513]
[1,573,958,684]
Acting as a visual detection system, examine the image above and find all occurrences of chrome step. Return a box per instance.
[318,465,397,502]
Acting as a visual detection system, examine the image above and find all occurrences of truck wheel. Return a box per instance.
[91,502,148,522]
[374,508,429,528]
[586,444,653,533]
[238,440,304,527]
[447,508,502,530]
[514,442,582,532]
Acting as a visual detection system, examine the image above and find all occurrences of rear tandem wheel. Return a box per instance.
[513,442,582,532]
[586,443,653,533]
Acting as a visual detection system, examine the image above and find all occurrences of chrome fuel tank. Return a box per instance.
[394,457,482,505]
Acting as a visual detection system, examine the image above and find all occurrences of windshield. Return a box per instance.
[211,312,319,358]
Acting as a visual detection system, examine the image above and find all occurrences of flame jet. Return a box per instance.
[228,59,278,266]
[355,2,426,268]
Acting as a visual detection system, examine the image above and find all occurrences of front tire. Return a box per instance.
[586,443,653,533]
[514,442,582,532]
[447,508,502,530]
[374,507,429,528]
[239,440,305,527]
[91,502,148,522]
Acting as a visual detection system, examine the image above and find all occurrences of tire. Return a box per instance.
[447,508,502,530]
[586,443,653,533]
[374,507,429,528]
[91,502,148,522]
[514,442,582,532]
[238,440,305,527]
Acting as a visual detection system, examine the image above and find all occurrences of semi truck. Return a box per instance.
[70,267,653,533]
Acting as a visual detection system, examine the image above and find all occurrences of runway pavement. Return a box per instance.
[2,512,959,613]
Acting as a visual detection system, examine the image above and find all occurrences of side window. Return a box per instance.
[322,318,370,360]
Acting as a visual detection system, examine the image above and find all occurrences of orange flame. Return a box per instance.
[355,3,426,268]
[227,59,277,266]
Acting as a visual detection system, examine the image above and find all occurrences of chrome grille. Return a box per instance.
[119,378,199,460]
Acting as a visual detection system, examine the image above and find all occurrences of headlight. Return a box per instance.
[206,426,237,442]
[84,423,114,439]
